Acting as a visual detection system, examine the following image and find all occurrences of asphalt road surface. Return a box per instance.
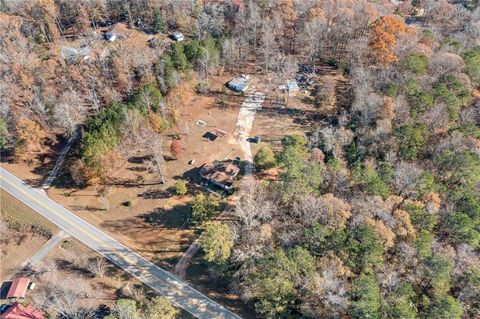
[0,167,241,319]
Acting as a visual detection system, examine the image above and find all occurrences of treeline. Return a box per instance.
[197,2,480,319]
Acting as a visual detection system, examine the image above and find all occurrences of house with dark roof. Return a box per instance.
[200,160,240,191]
[0,302,44,319]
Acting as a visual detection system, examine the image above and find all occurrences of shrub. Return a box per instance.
[464,49,480,86]
[189,194,216,225]
[201,223,234,264]
[403,53,429,75]
[174,180,188,195]
[254,145,277,170]
[382,83,398,97]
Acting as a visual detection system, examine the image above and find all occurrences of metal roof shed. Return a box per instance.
[0,302,44,319]
[227,77,249,92]
[6,278,30,299]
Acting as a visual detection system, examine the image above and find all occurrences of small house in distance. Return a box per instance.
[61,46,91,64]
[105,23,128,42]
[200,160,240,192]
[171,31,185,41]
[6,278,30,299]
[279,80,299,95]
[226,75,249,92]
[0,302,44,319]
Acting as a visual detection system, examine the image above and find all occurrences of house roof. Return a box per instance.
[200,161,240,187]
[6,278,30,299]
[227,77,249,92]
[107,22,127,36]
[0,302,44,319]
[172,31,184,39]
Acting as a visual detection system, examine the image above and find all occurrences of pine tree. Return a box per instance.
[152,7,165,33]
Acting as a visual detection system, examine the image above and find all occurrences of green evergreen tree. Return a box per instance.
[350,272,382,319]
[395,124,428,160]
[189,194,216,225]
[346,225,384,271]
[152,7,165,33]
[201,223,234,264]
[254,145,277,170]
[171,43,188,70]
[141,296,176,319]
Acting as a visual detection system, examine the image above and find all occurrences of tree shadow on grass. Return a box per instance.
[140,204,191,229]
[56,258,91,276]
[138,188,174,199]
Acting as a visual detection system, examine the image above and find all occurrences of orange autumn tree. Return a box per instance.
[14,118,48,162]
[369,15,411,65]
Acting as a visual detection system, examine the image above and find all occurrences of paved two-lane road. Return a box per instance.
[0,167,241,319]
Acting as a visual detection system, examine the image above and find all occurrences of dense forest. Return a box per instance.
[1,0,479,318]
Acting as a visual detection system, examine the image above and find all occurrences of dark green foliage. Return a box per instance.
[403,53,429,75]
[80,85,164,174]
[162,55,176,88]
[303,223,347,256]
[421,29,435,42]
[385,283,418,319]
[250,247,315,318]
[456,123,480,139]
[426,295,464,319]
[254,145,277,170]
[415,172,439,197]
[346,225,384,271]
[185,40,202,61]
[152,7,165,33]
[435,150,480,190]
[435,150,480,220]
[281,134,307,151]
[130,84,163,113]
[441,212,479,248]
[81,102,126,172]
[0,118,8,149]
[377,161,394,184]
[345,140,365,166]
[464,49,480,85]
[426,254,454,295]
[352,165,390,199]
[350,272,382,319]
[277,136,322,199]
[405,79,434,118]
[189,194,216,226]
[415,230,434,259]
[403,202,437,231]
[382,83,398,97]
[171,43,188,70]
[433,75,472,121]
[395,124,428,160]
[184,36,220,73]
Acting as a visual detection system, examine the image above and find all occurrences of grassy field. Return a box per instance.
[1,190,58,239]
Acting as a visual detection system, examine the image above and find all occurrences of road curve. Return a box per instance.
[0,167,241,319]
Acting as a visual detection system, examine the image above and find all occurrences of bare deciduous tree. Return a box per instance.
[87,257,108,278]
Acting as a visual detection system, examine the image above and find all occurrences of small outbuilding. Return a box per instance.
[226,75,249,92]
[171,31,185,41]
[6,278,30,299]
[279,80,299,94]
[200,160,240,191]
[0,302,44,319]
[105,23,128,41]
[61,46,91,64]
